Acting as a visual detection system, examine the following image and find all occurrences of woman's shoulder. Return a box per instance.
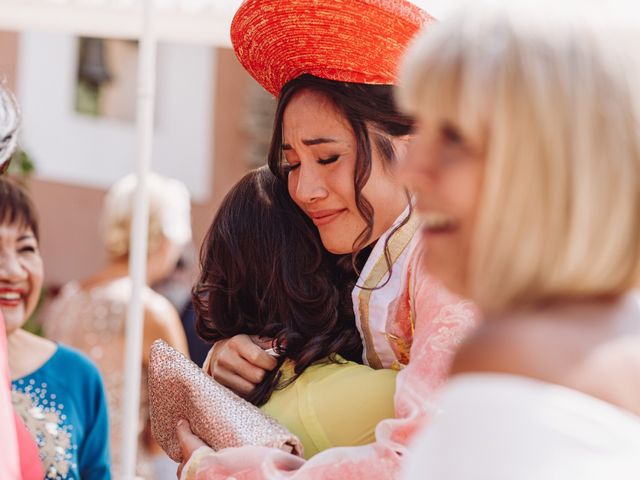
[10,331,57,380]
[12,341,104,397]
[276,358,397,403]
[451,302,640,415]
[305,357,398,384]
[48,344,103,381]
[406,373,640,480]
[143,287,178,319]
[143,288,182,336]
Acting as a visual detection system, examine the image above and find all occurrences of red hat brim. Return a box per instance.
[231,0,433,97]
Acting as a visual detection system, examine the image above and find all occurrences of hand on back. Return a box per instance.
[208,334,278,397]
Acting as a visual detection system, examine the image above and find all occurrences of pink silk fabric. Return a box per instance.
[182,254,478,480]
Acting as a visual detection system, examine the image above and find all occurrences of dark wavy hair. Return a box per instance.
[268,74,414,282]
[193,167,362,406]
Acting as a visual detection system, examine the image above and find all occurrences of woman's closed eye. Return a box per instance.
[284,154,340,172]
[18,245,37,254]
[318,155,340,165]
[440,123,464,146]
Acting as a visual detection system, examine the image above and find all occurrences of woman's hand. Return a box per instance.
[208,335,278,397]
[176,420,206,478]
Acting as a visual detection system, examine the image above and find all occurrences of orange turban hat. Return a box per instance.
[231,0,433,96]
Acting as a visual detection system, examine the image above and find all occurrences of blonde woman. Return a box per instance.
[45,172,190,478]
[397,4,640,478]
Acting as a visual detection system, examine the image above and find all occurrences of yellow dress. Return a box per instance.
[261,356,397,459]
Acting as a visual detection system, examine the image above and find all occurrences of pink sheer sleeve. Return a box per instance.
[182,255,478,480]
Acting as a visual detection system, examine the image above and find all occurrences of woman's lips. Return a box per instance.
[420,213,459,235]
[0,289,24,308]
[308,209,347,226]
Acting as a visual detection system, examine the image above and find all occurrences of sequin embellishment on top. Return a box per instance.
[12,380,74,478]
[11,344,111,480]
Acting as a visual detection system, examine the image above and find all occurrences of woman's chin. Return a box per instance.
[1,309,26,335]
[323,243,352,255]
[318,233,354,255]
[423,257,467,298]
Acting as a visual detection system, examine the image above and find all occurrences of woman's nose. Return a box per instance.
[0,252,26,282]
[294,166,329,204]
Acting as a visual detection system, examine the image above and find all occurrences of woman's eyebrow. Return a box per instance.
[282,137,338,150]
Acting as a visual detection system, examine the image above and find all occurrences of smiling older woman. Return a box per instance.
[0,85,44,480]
[0,177,111,479]
[397,3,640,478]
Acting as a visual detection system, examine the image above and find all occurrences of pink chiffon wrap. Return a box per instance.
[182,256,478,480]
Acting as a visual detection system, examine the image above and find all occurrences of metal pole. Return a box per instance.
[120,0,157,477]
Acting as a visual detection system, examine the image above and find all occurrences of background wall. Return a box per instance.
[1,33,254,287]
[17,32,214,200]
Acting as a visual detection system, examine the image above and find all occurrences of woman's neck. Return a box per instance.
[453,292,640,415]
[7,329,57,380]
[81,257,164,290]
[80,260,129,290]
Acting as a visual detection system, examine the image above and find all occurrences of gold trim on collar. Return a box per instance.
[358,213,420,369]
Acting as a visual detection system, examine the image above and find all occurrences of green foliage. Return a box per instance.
[6,149,36,178]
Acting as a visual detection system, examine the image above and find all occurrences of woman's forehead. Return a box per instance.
[0,219,35,238]
[283,92,353,140]
[285,90,345,121]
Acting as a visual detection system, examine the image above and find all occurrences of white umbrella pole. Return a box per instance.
[120,0,157,478]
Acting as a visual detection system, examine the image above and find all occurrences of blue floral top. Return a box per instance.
[12,344,110,479]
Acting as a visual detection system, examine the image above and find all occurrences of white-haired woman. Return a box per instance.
[397,4,640,478]
[45,172,190,478]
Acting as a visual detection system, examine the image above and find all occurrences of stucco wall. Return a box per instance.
[1,33,253,287]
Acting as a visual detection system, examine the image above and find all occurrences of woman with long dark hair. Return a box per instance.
[193,167,396,458]
[176,0,477,479]
[205,0,476,393]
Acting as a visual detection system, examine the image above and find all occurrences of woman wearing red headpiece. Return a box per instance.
[176,1,477,479]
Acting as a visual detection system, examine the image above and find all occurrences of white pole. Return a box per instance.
[120,0,157,478]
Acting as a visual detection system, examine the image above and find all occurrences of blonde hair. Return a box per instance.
[101,172,192,259]
[399,3,640,312]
